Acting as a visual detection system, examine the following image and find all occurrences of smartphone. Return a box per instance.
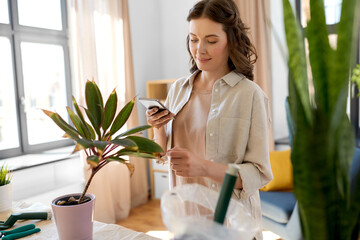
[138,97,170,112]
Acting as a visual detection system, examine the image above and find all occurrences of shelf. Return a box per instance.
[146,79,175,100]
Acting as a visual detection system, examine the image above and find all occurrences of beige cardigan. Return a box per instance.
[164,70,273,235]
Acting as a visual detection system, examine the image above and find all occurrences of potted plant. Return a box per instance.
[0,163,12,213]
[43,80,163,240]
[283,0,360,239]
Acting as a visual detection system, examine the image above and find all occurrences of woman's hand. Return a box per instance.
[167,147,207,177]
[146,107,175,129]
[168,147,241,188]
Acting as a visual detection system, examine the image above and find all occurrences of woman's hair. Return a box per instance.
[186,0,257,80]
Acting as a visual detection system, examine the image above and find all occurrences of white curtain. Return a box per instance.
[67,0,148,223]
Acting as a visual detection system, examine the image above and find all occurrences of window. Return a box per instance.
[296,0,360,137]
[0,0,73,159]
[300,0,342,27]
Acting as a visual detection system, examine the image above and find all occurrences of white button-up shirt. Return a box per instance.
[164,70,273,231]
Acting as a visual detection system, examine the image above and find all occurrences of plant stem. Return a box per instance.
[78,171,95,204]
[102,144,119,158]
[78,161,108,204]
[91,147,97,155]
[107,144,119,154]
[103,144,110,153]
[102,149,110,158]
[97,159,108,169]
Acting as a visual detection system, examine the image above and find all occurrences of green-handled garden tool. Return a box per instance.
[0,212,49,230]
[0,224,40,240]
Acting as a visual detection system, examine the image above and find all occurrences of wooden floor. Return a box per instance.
[116,199,167,233]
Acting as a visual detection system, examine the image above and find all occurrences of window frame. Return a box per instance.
[0,0,73,159]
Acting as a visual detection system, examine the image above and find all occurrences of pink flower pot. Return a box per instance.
[51,193,95,240]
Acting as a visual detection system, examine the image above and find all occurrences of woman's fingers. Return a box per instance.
[153,113,173,127]
[148,110,167,121]
[146,108,175,128]
[167,147,206,177]
[168,148,189,169]
[146,107,158,117]
[174,169,188,176]
[167,147,186,158]
[171,161,189,170]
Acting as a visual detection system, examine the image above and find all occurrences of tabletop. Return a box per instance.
[0,202,159,240]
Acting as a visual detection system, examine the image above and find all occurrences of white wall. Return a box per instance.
[270,0,290,140]
[129,0,197,127]
[159,0,197,79]
[129,0,290,140]
[128,0,163,126]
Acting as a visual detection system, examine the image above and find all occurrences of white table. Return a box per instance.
[0,207,160,240]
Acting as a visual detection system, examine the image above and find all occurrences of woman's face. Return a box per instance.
[189,17,229,74]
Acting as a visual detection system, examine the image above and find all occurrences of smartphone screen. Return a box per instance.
[138,98,169,111]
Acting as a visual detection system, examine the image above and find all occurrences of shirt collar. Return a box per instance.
[222,71,245,87]
[180,70,245,88]
[180,70,200,87]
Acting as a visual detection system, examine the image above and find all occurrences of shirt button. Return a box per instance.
[209,133,214,137]
[212,109,217,113]
[214,88,219,92]
[212,184,216,188]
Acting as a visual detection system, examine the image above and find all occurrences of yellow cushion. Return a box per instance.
[260,149,293,191]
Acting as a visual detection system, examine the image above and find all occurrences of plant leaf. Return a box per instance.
[115,125,152,138]
[93,78,104,109]
[76,138,94,148]
[67,107,87,138]
[72,144,84,154]
[116,149,158,159]
[307,0,332,111]
[93,140,109,151]
[86,122,96,140]
[125,162,135,176]
[102,89,117,133]
[107,157,135,176]
[84,108,101,139]
[0,164,12,186]
[107,156,126,163]
[109,98,135,135]
[282,0,313,126]
[42,109,80,140]
[110,138,138,150]
[330,0,359,130]
[87,155,100,168]
[72,96,91,138]
[85,80,103,131]
[126,136,163,153]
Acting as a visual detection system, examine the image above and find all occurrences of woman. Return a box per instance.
[146,0,272,238]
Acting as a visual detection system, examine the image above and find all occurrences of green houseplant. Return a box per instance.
[283,0,360,239]
[43,80,163,240]
[43,80,163,204]
[0,164,11,187]
[0,164,12,213]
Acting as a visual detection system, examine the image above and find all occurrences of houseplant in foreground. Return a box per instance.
[283,0,360,239]
[43,79,163,239]
[0,164,12,213]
